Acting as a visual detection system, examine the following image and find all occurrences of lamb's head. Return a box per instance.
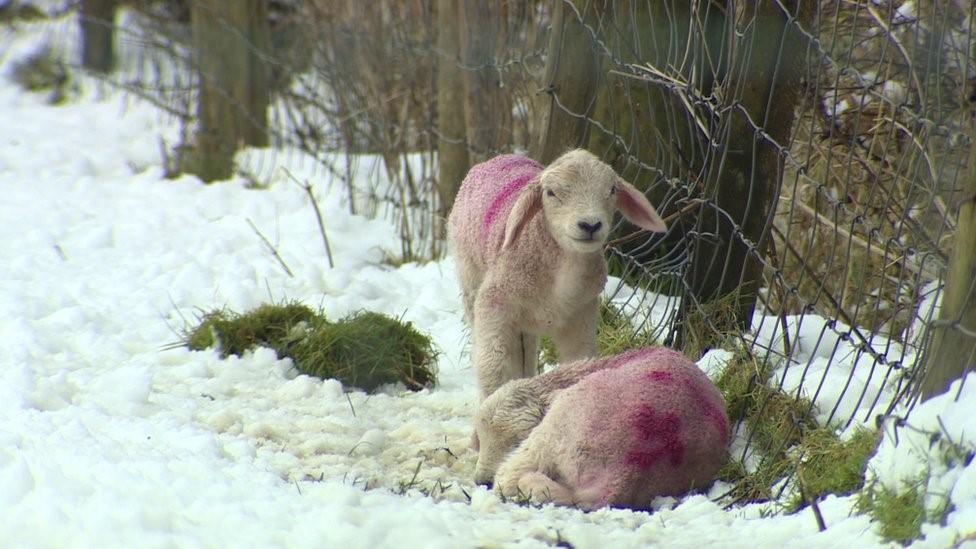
[503,149,668,253]
[473,379,545,486]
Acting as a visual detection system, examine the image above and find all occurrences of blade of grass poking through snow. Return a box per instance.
[283,167,334,268]
[246,218,294,277]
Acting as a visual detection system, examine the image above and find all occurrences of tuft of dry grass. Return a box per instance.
[769,0,967,339]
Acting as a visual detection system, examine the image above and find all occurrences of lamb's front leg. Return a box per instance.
[472,290,527,399]
[551,298,599,362]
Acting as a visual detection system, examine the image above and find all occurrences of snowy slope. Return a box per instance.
[1,11,975,549]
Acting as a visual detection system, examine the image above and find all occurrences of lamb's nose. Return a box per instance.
[475,478,494,489]
[578,220,603,235]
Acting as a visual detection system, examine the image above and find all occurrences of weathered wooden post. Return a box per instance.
[531,0,605,164]
[436,0,471,215]
[677,0,811,355]
[189,0,271,182]
[80,0,116,73]
[920,113,976,400]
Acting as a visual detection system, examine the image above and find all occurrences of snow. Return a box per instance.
[1,9,975,549]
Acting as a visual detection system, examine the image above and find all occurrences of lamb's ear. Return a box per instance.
[616,179,667,233]
[502,179,542,248]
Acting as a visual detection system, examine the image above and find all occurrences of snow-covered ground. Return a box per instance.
[2,9,975,549]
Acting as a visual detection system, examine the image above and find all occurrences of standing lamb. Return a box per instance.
[473,347,729,511]
[448,149,667,401]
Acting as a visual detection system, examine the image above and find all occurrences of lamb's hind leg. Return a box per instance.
[495,433,574,506]
[514,472,574,506]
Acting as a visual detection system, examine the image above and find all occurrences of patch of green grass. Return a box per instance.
[857,480,926,544]
[538,301,656,368]
[12,47,72,104]
[186,302,316,357]
[289,311,437,391]
[679,290,745,361]
[184,303,437,392]
[793,427,880,507]
[718,372,883,511]
[715,351,818,450]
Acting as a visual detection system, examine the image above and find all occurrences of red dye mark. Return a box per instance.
[680,376,729,439]
[482,173,537,234]
[645,370,675,385]
[701,398,729,438]
[625,405,685,471]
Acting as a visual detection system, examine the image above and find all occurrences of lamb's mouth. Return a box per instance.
[572,236,599,243]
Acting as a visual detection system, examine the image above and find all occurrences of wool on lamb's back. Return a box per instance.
[489,348,730,510]
[449,154,543,265]
[557,354,729,508]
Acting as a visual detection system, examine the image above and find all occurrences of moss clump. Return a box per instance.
[289,311,437,391]
[795,427,880,505]
[539,301,656,368]
[184,303,437,392]
[857,481,926,544]
[12,47,71,104]
[186,303,316,357]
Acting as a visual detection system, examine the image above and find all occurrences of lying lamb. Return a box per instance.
[473,347,729,511]
[448,150,668,401]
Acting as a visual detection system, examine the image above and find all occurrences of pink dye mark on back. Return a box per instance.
[680,376,729,438]
[496,154,541,174]
[482,172,537,235]
[645,370,675,385]
[625,404,685,471]
[701,398,729,438]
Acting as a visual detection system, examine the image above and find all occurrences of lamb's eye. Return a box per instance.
[545,189,556,198]
[610,186,618,196]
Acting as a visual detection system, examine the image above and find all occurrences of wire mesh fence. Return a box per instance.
[24,0,976,508]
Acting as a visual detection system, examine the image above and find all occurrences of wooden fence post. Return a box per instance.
[436,0,470,215]
[189,0,271,182]
[676,0,811,354]
[531,0,605,164]
[80,0,116,73]
[920,117,976,400]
